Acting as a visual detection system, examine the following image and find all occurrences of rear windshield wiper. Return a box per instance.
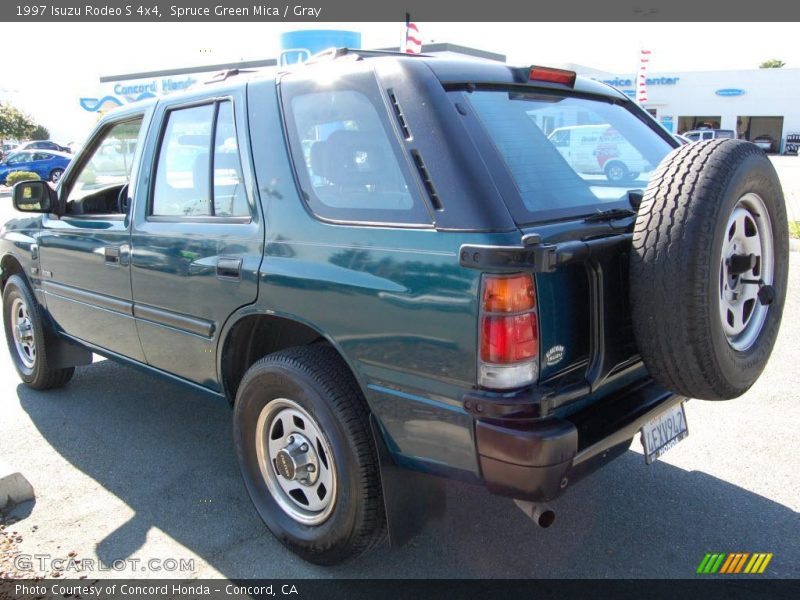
[584,207,637,223]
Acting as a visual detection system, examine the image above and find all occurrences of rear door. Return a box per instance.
[30,153,54,180]
[129,90,263,389]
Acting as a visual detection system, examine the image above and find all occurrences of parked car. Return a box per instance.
[11,140,72,154]
[682,128,736,142]
[674,134,691,145]
[752,135,775,152]
[0,51,788,565]
[1,141,19,160]
[0,150,71,184]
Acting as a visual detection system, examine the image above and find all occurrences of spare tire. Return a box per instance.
[630,139,789,400]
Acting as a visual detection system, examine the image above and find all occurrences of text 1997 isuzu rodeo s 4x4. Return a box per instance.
[1,50,788,564]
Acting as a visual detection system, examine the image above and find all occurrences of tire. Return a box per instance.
[233,345,386,564]
[2,275,74,390]
[49,168,64,184]
[605,161,630,183]
[630,139,789,400]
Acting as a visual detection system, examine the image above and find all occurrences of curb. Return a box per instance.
[0,469,34,510]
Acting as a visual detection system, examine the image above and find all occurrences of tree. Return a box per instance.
[30,124,50,140]
[759,59,785,69]
[0,103,37,144]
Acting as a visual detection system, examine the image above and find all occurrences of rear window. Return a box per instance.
[464,90,673,222]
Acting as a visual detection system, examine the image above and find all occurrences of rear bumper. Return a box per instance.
[466,380,685,501]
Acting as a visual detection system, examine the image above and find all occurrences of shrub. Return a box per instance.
[4,171,40,186]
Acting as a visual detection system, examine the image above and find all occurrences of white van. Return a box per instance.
[548,124,651,182]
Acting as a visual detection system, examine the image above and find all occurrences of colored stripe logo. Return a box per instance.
[697,552,773,574]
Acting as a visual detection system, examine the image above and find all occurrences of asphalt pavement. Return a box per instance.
[0,160,798,579]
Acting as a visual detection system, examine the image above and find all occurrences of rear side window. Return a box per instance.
[465,89,673,222]
[282,72,430,225]
[152,100,249,219]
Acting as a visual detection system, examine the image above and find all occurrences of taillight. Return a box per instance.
[479,273,539,390]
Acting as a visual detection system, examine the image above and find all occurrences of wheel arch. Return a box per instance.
[1,253,26,293]
[217,308,367,406]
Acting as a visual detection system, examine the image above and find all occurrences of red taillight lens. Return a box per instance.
[479,274,540,390]
[481,313,538,363]
[529,66,577,86]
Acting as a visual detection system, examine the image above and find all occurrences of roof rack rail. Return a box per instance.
[204,68,257,84]
[303,47,429,65]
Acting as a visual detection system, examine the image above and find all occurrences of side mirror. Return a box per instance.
[12,180,58,214]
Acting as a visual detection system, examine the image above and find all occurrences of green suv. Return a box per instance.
[1,50,789,564]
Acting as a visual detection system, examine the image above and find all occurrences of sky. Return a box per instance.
[3,22,800,144]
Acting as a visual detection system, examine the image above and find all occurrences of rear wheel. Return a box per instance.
[630,140,788,400]
[604,161,630,182]
[49,168,64,184]
[233,345,386,564]
[2,275,74,390]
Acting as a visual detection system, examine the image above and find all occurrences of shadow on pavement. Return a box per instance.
[18,359,799,578]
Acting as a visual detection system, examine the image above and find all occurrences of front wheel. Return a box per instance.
[233,345,386,565]
[2,275,74,389]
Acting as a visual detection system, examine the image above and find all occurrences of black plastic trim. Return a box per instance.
[472,379,683,501]
[133,303,215,338]
[43,281,133,316]
[459,233,632,273]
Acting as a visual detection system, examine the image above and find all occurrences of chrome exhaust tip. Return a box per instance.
[514,499,556,528]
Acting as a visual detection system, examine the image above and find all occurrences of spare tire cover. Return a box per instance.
[630,139,789,400]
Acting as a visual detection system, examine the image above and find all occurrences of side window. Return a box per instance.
[702,131,713,140]
[284,87,430,225]
[7,153,29,164]
[151,104,213,217]
[65,117,144,215]
[151,101,249,219]
[213,102,248,217]
[32,153,50,162]
[550,129,570,148]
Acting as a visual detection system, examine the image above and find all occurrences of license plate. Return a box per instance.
[641,402,688,464]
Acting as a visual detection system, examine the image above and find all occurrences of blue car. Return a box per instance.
[0,150,71,184]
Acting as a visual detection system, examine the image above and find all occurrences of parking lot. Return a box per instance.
[0,158,799,579]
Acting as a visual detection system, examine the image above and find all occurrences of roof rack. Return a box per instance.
[204,68,258,84]
[303,47,429,65]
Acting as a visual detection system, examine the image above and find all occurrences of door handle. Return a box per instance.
[105,246,121,265]
[216,257,242,279]
[104,244,130,266]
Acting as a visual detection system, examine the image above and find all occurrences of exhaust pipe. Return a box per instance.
[513,499,556,528]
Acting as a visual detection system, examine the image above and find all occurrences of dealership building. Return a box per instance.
[85,37,800,153]
[568,64,800,153]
